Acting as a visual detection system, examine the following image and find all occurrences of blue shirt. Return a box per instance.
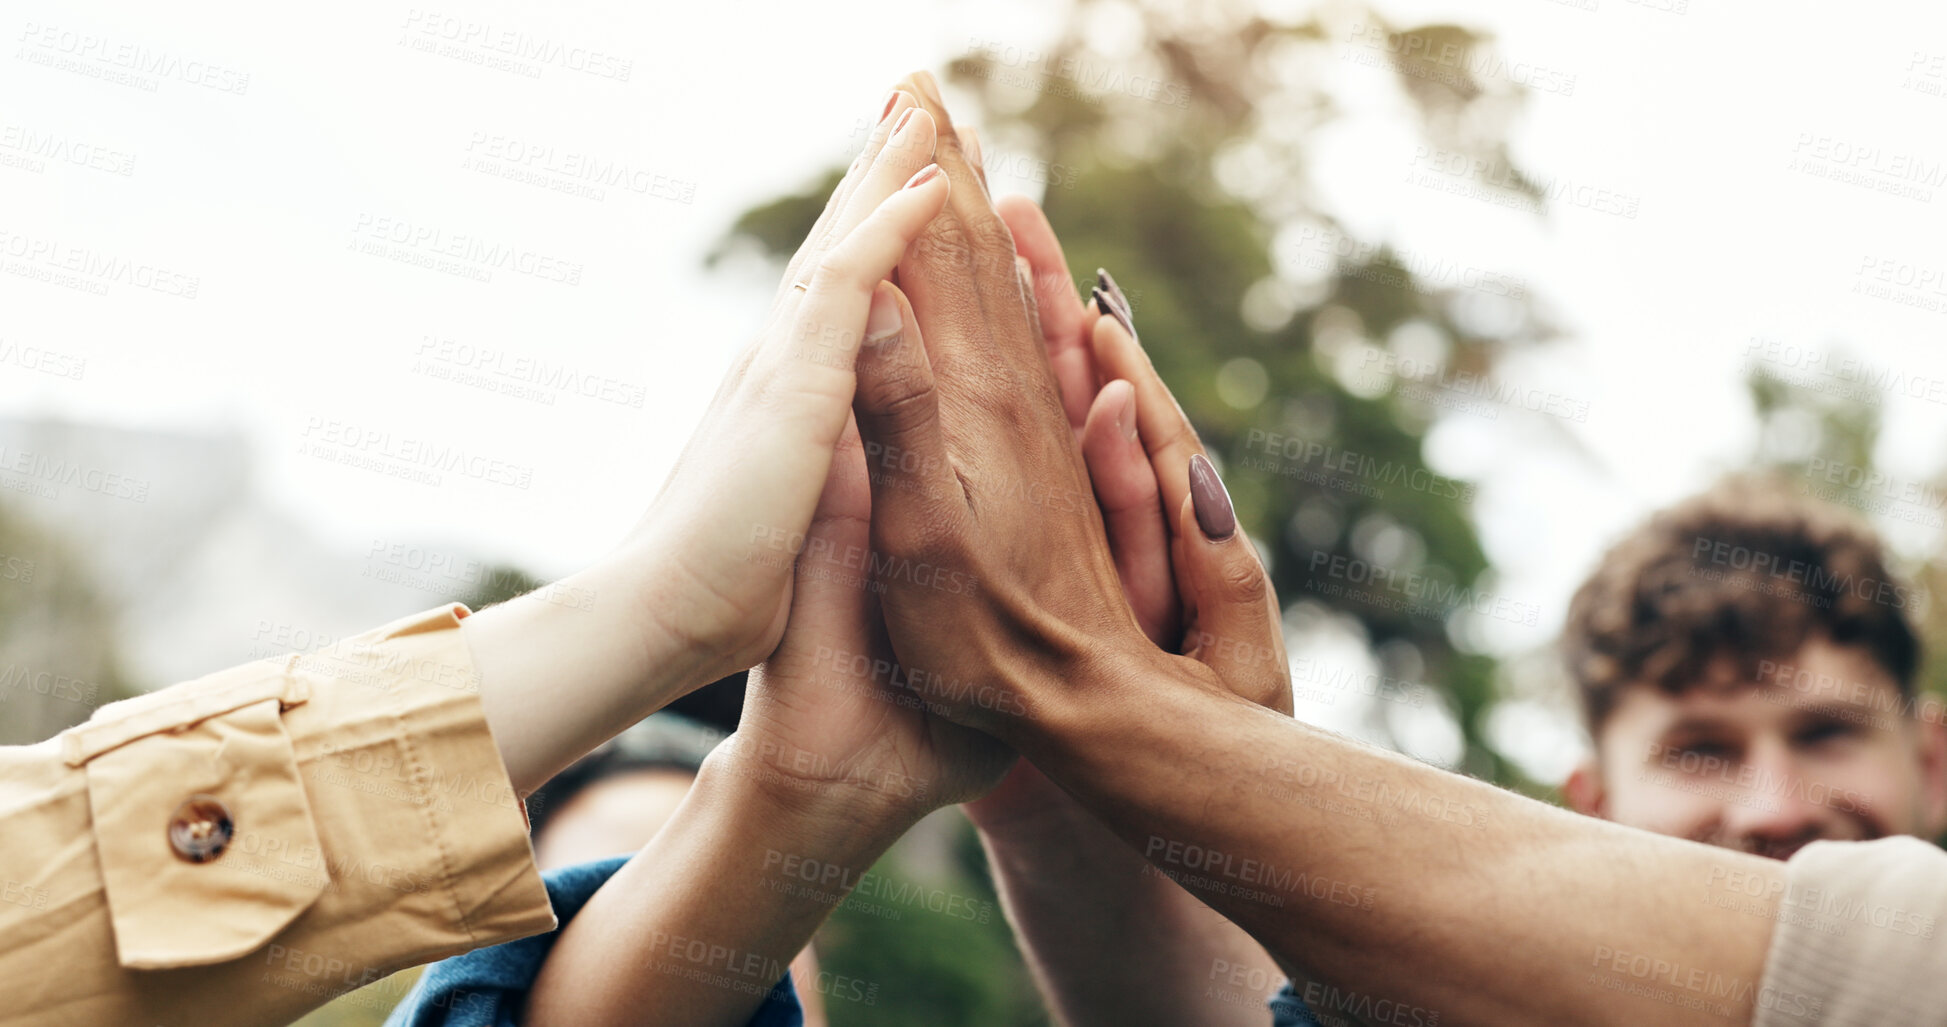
[1270,980,1323,1026]
[384,855,804,1027]
[385,852,1315,1026]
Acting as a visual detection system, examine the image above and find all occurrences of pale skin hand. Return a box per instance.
[524,87,1013,1027]
[462,89,951,795]
[855,81,1788,1027]
[523,349,1015,1027]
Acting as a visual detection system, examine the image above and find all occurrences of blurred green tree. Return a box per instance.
[1744,357,1947,706]
[0,504,127,746]
[722,1,1556,784]
[717,1,1565,1021]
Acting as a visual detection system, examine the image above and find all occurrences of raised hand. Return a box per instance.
[969,200,1290,836]
[960,197,1290,1026]
[615,90,950,687]
[848,74,1281,747]
[727,368,1017,824]
[843,72,1150,739]
[463,88,954,794]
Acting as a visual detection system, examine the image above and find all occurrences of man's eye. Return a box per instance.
[1796,721,1855,746]
[1675,741,1734,761]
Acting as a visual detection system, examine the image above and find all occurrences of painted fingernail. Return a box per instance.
[878,89,907,124]
[1097,267,1131,318]
[1109,380,1139,442]
[1189,454,1236,541]
[1093,286,1137,340]
[904,163,942,189]
[865,286,903,347]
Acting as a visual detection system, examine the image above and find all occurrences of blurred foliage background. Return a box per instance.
[725,0,1553,790]
[6,0,1942,1024]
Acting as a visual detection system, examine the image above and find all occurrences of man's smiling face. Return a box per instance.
[1571,638,1947,861]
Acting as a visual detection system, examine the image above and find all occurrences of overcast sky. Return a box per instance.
[8,0,1946,775]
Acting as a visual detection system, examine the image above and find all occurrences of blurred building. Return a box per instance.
[0,417,496,744]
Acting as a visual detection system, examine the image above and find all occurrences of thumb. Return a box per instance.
[1174,454,1292,715]
[852,280,962,532]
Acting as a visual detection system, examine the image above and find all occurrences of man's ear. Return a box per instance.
[1563,753,1608,818]
[1915,702,1947,839]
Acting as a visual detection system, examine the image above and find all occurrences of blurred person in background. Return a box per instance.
[523,708,828,1027]
[1562,475,1947,858]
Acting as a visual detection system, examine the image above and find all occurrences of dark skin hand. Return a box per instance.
[852,71,1227,738]
[853,73,1788,1027]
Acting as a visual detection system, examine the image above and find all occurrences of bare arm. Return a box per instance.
[965,193,1286,1024]
[522,740,917,1026]
[1006,644,1785,1027]
[971,771,1287,1026]
[851,76,1789,1027]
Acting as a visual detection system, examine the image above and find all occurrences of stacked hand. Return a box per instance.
[843,74,1290,749]
[525,72,1806,1027]
[527,72,1299,1027]
[615,88,953,686]
[721,75,1294,1027]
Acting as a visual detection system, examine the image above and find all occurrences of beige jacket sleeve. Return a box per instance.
[1753,835,1947,1027]
[0,603,554,1027]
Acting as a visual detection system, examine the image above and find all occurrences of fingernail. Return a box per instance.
[1093,287,1137,340]
[1189,454,1236,541]
[960,125,984,169]
[865,287,903,347]
[1096,267,1131,318]
[887,107,919,155]
[914,71,945,107]
[877,90,902,123]
[1110,380,1139,442]
[904,163,942,189]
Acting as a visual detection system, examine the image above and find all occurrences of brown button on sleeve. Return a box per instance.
[167,795,234,863]
[86,697,329,969]
[0,603,553,1026]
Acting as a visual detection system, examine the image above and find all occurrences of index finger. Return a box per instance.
[892,72,1032,362]
[1089,304,1210,544]
[998,196,1098,429]
[779,87,920,295]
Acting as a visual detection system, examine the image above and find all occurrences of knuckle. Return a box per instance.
[862,367,938,434]
[1217,556,1267,606]
[809,253,861,290]
[911,221,974,269]
[965,214,1015,258]
[891,505,962,566]
[873,379,939,434]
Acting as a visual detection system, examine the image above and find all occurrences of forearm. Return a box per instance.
[1017,651,1787,1027]
[524,738,913,1026]
[464,546,714,795]
[974,784,1283,1026]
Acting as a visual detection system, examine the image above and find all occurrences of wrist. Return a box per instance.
[465,558,686,794]
[701,733,924,859]
[604,537,743,697]
[964,762,1086,837]
[1015,644,1206,762]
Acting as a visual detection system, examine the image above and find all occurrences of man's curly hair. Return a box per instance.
[1564,474,1921,733]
